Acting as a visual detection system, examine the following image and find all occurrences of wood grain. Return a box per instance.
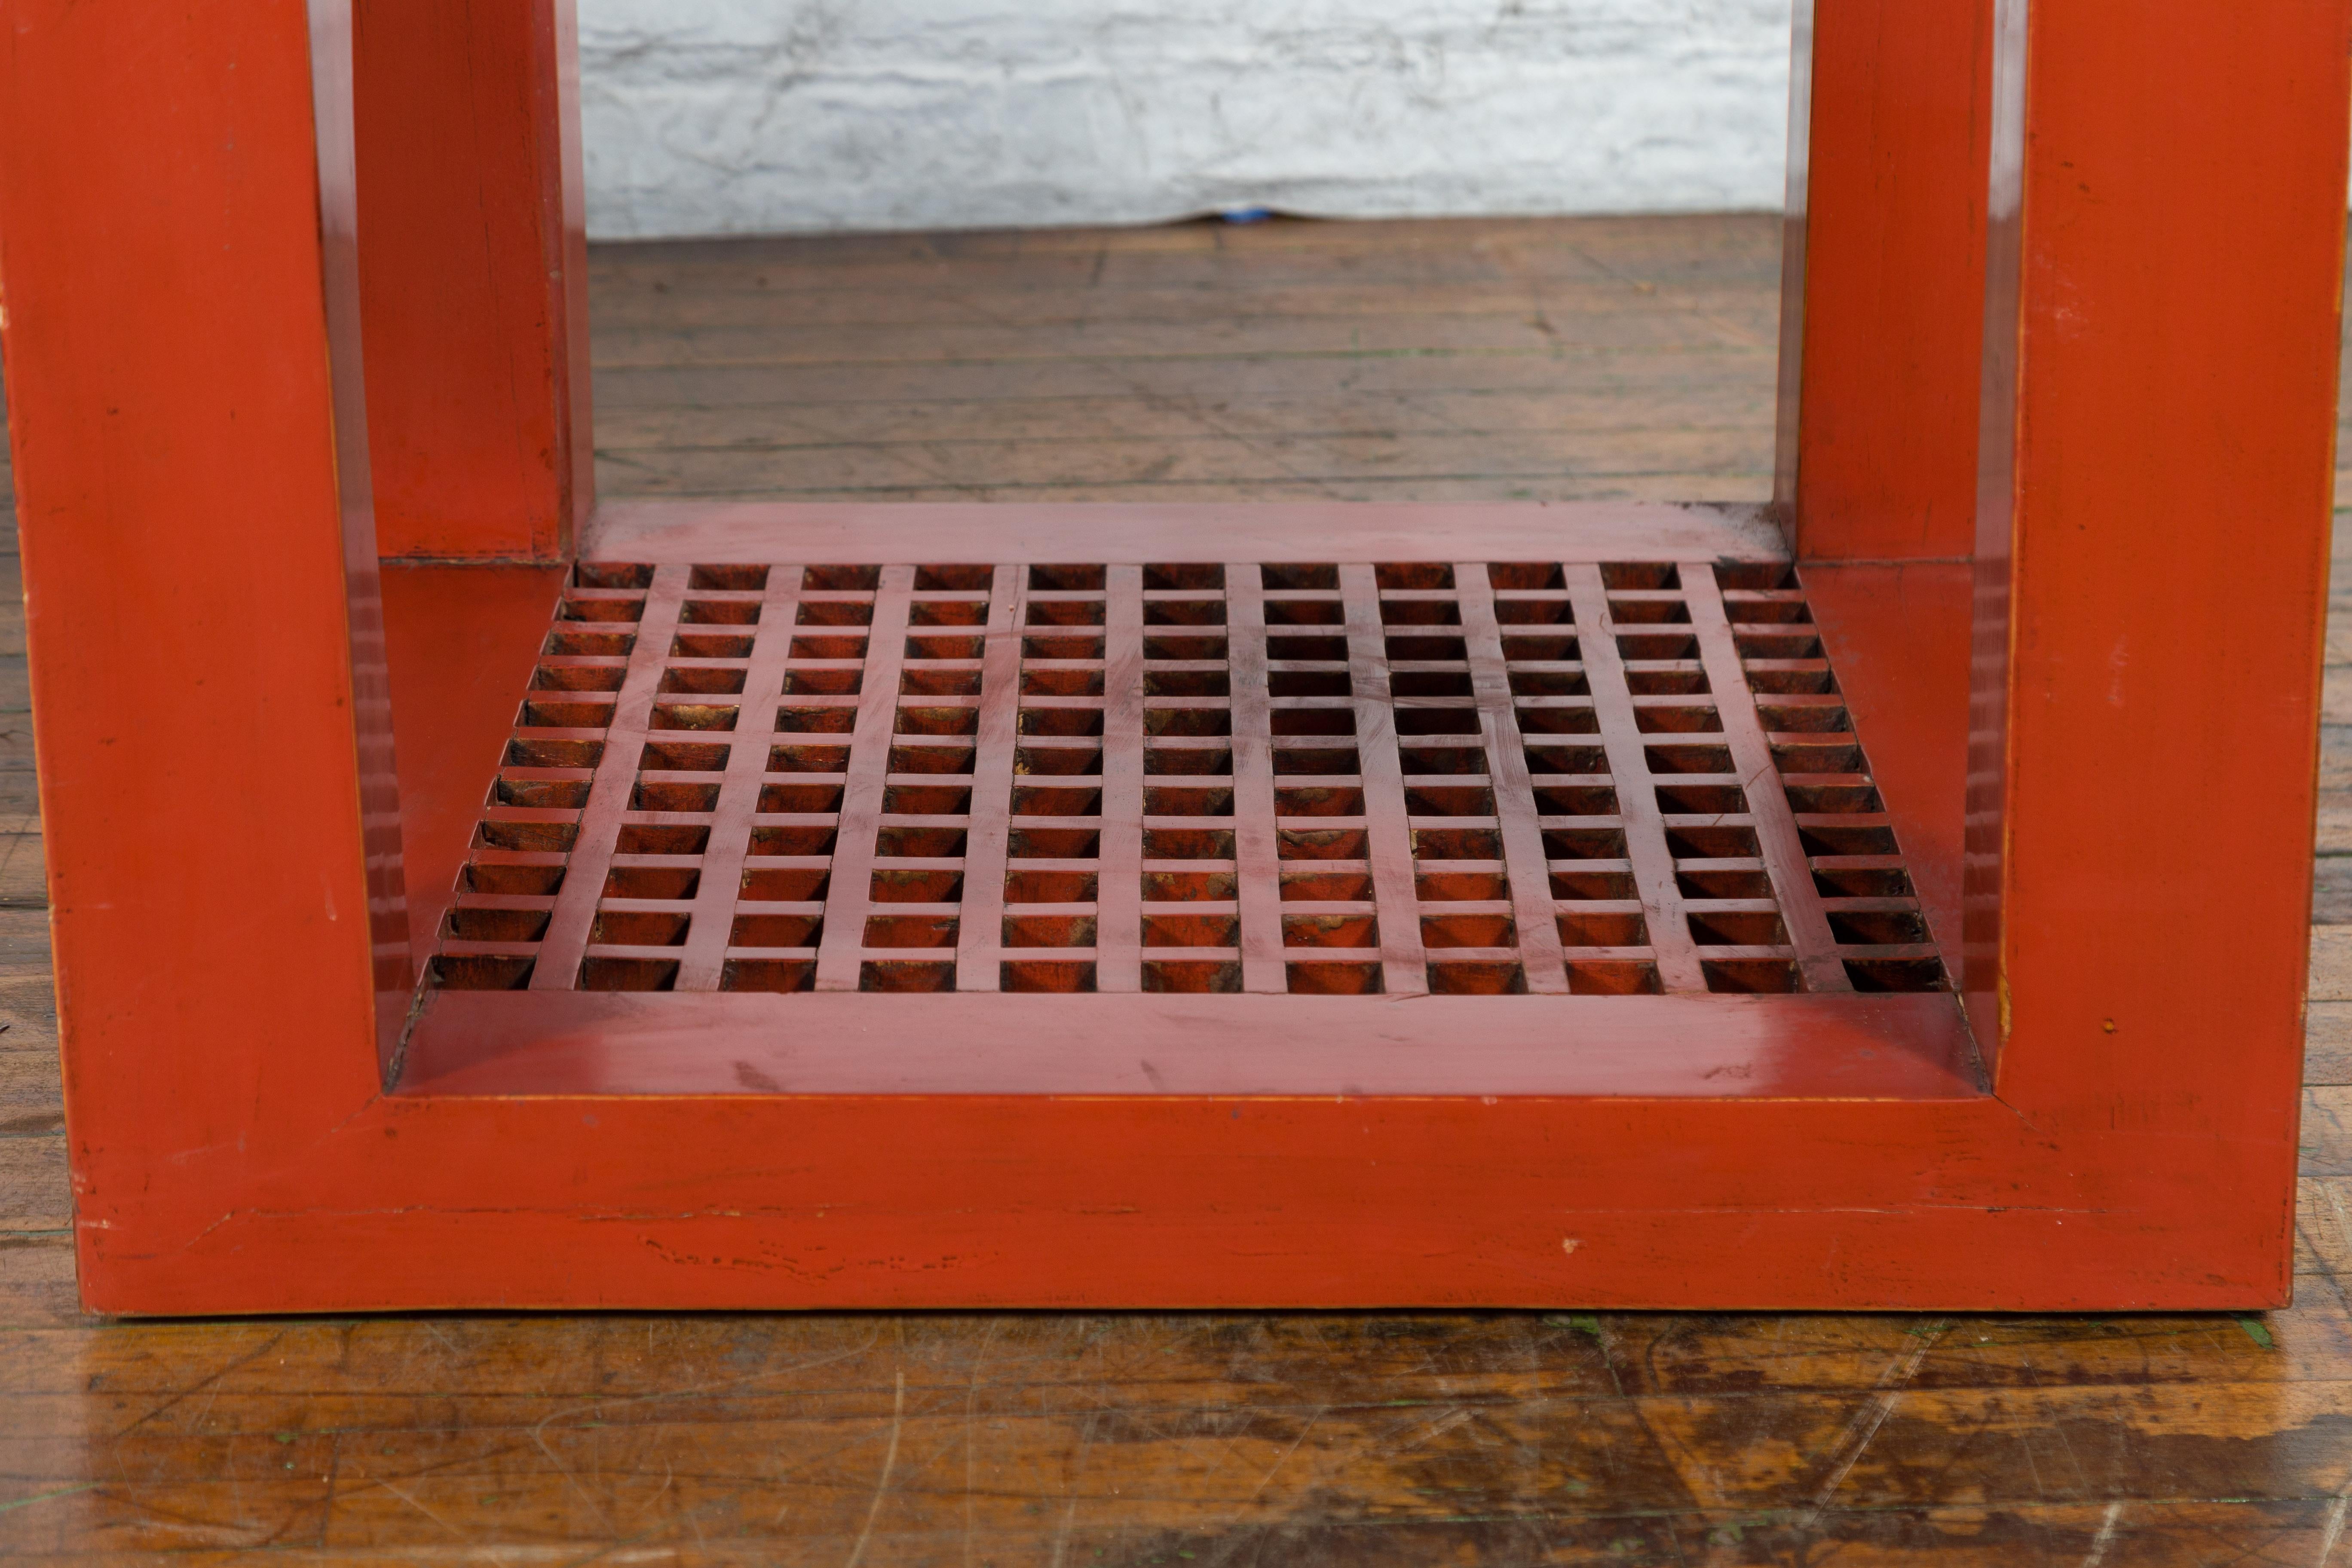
[588,214,1784,508]
[7,217,2352,1559]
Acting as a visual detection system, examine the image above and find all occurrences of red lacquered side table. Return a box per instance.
[0,0,2340,1313]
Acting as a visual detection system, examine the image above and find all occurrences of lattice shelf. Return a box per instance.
[429,557,1942,1002]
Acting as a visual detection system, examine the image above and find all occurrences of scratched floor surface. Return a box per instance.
[6,214,2352,1564]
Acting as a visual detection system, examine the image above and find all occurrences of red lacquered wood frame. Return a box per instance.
[353,0,591,560]
[0,0,2340,1313]
[1777,0,1994,560]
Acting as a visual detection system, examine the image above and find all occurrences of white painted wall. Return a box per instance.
[579,0,1796,239]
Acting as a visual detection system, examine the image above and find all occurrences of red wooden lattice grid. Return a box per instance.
[430,559,1943,1001]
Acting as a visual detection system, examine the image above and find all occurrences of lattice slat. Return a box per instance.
[1338,562,1430,997]
[1456,563,1571,993]
[1095,565,1146,993]
[1559,564,1707,993]
[1684,564,1850,993]
[531,564,689,992]
[672,565,802,992]
[952,564,1025,992]
[1224,564,1287,994]
[812,564,916,991]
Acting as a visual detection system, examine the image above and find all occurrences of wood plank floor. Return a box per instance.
[7,212,2352,1563]
[588,214,1782,507]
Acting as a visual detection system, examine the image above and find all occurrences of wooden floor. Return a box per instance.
[6,212,2352,1562]
[588,214,1782,507]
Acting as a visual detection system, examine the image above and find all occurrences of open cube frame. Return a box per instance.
[0,0,2344,1314]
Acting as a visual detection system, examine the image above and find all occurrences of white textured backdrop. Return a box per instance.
[579,0,1797,239]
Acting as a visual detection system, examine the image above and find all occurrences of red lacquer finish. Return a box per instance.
[355,0,590,560]
[1780,0,1994,562]
[1803,562,1969,976]
[0,0,392,1230]
[402,990,1981,1100]
[2,0,2340,1313]
[383,562,568,957]
[1968,0,2346,1159]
